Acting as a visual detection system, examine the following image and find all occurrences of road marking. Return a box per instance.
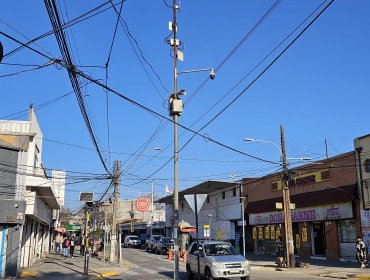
[125,270,140,275]
[140,268,158,274]
[96,271,118,278]
[20,271,38,277]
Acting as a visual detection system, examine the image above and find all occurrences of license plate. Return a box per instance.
[230,268,239,274]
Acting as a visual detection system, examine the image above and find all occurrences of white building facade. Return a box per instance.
[159,181,242,243]
[0,106,62,277]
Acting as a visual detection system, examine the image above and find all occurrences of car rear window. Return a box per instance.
[130,237,140,240]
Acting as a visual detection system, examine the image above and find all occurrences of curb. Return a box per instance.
[20,271,38,277]
[353,276,370,279]
[95,270,118,278]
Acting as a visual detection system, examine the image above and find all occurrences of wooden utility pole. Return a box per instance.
[110,160,121,262]
[280,125,295,268]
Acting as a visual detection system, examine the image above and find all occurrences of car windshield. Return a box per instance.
[153,236,161,241]
[130,237,140,241]
[162,238,173,243]
[204,243,239,256]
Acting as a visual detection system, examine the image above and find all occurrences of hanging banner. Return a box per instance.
[270,226,275,240]
[302,228,308,242]
[258,227,263,240]
[265,227,270,239]
[252,227,257,240]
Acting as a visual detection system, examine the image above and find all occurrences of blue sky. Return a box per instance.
[1,1,369,212]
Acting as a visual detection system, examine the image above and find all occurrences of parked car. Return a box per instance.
[155,237,174,255]
[186,241,251,280]
[145,235,162,253]
[140,233,150,246]
[123,235,141,248]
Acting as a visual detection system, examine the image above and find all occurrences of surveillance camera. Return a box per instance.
[210,70,216,80]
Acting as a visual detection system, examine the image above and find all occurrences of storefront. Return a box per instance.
[249,202,357,260]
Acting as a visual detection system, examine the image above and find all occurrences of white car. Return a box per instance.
[186,241,251,280]
[123,235,141,248]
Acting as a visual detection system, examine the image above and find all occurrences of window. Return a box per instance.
[233,189,236,197]
[365,159,370,172]
[222,192,225,199]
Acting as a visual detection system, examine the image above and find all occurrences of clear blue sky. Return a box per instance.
[1,1,369,212]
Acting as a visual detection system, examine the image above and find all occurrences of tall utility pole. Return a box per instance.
[110,160,121,262]
[171,0,180,278]
[280,126,295,268]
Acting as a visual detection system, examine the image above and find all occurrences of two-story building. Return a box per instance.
[158,181,242,246]
[243,152,359,261]
[0,106,62,278]
[354,134,370,250]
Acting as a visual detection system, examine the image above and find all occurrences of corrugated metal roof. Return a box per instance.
[157,180,238,204]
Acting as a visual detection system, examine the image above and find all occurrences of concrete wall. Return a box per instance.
[355,134,370,210]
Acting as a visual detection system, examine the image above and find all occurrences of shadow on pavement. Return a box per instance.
[158,270,188,280]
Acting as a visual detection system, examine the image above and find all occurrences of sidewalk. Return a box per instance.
[19,252,132,279]
[246,252,370,279]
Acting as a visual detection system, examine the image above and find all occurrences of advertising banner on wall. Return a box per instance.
[249,202,353,225]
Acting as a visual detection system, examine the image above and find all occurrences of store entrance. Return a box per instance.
[312,222,325,255]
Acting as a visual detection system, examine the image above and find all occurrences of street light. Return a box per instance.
[244,130,311,268]
[171,64,216,279]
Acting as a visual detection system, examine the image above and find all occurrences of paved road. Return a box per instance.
[119,248,323,280]
[119,247,187,279]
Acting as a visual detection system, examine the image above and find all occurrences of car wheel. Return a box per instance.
[240,277,250,280]
[146,245,149,252]
[186,264,194,280]
[205,267,214,280]
[156,247,159,254]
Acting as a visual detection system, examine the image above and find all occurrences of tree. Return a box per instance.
[214,227,228,241]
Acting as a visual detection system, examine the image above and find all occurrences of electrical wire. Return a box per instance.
[44,0,112,175]
[3,0,126,60]
[110,2,169,98]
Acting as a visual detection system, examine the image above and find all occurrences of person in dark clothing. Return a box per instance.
[70,237,76,258]
[80,236,86,256]
[356,236,368,268]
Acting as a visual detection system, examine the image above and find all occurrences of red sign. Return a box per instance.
[135,197,150,212]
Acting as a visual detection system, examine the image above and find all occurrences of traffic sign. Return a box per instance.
[184,194,207,214]
[135,197,150,212]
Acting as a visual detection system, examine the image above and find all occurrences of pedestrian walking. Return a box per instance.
[54,233,61,254]
[356,236,368,268]
[70,237,76,258]
[80,235,86,256]
[62,236,70,257]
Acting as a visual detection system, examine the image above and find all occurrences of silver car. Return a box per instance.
[186,241,250,280]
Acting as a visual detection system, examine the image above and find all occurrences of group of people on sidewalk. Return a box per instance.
[54,233,87,258]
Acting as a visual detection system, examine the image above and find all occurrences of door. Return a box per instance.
[312,222,325,255]
[0,226,8,278]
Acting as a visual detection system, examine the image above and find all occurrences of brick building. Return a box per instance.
[242,152,360,260]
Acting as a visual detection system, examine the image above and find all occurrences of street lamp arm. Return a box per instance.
[244,138,282,157]
[177,68,213,74]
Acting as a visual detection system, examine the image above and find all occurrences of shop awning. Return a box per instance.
[179,220,196,233]
[55,227,66,233]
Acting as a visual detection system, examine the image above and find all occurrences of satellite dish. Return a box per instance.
[0,41,3,63]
